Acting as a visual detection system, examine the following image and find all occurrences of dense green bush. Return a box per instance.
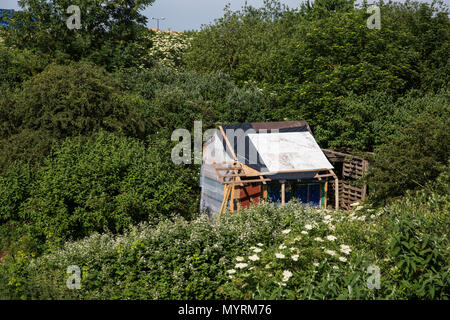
[1,0,156,71]
[324,89,450,151]
[0,43,49,87]
[368,112,450,203]
[0,131,200,254]
[116,65,276,133]
[185,0,449,145]
[0,61,147,170]
[1,188,447,300]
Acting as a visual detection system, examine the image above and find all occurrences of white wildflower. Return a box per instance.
[304,224,313,230]
[279,244,287,249]
[326,235,337,241]
[235,256,245,262]
[314,237,324,242]
[282,229,291,234]
[257,243,264,247]
[301,231,308,235]
[235,263,248,269]
[339,256,347,262]
[253,248,262,253]
[292,255,299,261]
[227,269,236,274]
[275,253,285,259]
[282,270,293,282]
[249,254,260,261]
[325,249,336,257]
[340,245,352,255]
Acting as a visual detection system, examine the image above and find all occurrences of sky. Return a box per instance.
[1,0,448,31]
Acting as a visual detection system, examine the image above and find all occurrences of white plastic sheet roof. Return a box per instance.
[247,132,333,173]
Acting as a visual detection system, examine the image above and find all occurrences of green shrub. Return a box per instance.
[116,65,275,133]
[1,189,447,300]
[185,0,449,142]
[0,61,147,170]
[0,131,200,254]
[368,111,450,203]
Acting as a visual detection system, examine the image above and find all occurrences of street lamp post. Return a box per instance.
[151,17,166,30]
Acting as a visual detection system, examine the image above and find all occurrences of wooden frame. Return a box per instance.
[215,129,342,214]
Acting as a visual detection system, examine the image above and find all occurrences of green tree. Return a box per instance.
[368,111,450,203]
[0,61,147,170]
[1,0,156,70]
[0,131,200,253]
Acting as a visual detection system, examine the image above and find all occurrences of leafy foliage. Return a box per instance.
[368,109,450,203]
[0,61,146,170]
[1,188,448,300]
[116,65,276,133]
[185,0,449,146]
[1,0,156,70]
[0,131,200,254]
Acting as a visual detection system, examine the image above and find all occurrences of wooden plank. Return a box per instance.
[218,126,238,161]
[281,182,285,204]
[230,182,235,212]
[219,185,232,215]
[262,184,268,204]
[324,180,328,209]
[335,177,339,211]
[218,127,245,188]
[223,178,272,184]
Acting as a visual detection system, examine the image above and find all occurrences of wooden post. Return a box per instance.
[329,169,339,211]
[281,181,286,204]
[324,180,328,209]
[219,185,232,215]
[230,182,235,212]
[262,184,268,204]
[334,177,339,211]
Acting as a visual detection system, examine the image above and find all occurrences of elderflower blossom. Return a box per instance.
[292,255,299,261]
[326,235,337,241]
[249,254,260,261]
[282,229,291,234]
[235,263,248,269]
[340,245,352,255]
[275,253,285,259]
[282,270,293,282]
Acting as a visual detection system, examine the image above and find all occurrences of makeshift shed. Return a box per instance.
[200,121,355,217]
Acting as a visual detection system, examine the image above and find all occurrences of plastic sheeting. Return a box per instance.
[200,132,234,217]
[247,132,333,173]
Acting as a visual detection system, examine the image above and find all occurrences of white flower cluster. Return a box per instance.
[146,30,193,68]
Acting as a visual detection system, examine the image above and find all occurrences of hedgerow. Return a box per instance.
[1,187,447,300]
